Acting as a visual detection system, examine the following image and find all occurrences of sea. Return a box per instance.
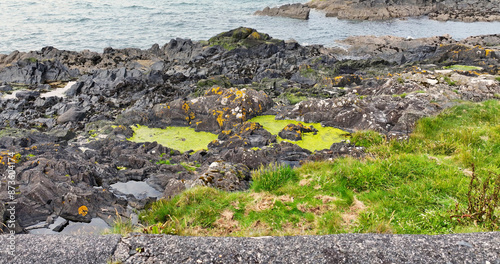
[1,0,500,54]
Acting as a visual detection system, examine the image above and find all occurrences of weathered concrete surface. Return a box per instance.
[2,232,498,263]
[0,234,121,264]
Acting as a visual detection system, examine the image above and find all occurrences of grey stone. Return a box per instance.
[1,233,499,263]
[112,232,500,263]
[56,107,86,124]
[0,234,121,264]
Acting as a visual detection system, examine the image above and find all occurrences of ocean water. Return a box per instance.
[1,0,500,54]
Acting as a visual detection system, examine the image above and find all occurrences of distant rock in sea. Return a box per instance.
[254,3,310,20]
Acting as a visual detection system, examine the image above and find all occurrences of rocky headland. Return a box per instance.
[0,27,499,237]
[306,0,500,21]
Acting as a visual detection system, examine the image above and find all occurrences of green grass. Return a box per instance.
[392,93,407,99]
[104,213,136,236]
[249,115,348,152]
[181,162,197,172]
[156,159,171,165]
[252,163,299,192]
[285,93,307,105]
[443,76,456,86]
[128,125,218,153]
[131,100,500,237]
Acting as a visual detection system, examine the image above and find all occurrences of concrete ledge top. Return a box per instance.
[1,232,499,263]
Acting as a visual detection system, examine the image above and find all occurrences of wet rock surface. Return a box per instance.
[1,27,499,232]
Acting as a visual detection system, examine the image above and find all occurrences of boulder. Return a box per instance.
[254,4,311,20]
[153,87,274,133]
[209,122,276,150]
[57,107,87,124]
[195,162,251,192]
[15,91,40,101]
[278,123,318,141]
[207,27,282,50]
[0,60,76,85]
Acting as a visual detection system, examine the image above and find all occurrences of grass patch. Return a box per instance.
[392,93,407,99]
[181,161,197,172]
[105,211,137,236]
[351,130,385,148]
[156,159,171,165]
[285,93,307,105]
[135,100,500,236]
[251,163,299,192]
[128,125,218,153]
[443,76,456,86]
[249,115,348,152]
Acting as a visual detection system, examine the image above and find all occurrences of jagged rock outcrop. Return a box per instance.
[278,123,318,141]
[152,87,274,133]
[306,0,500,21]
[208,122,277,149]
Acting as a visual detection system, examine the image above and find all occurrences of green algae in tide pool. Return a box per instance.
[128,125,218,153]
[249,115,349,152]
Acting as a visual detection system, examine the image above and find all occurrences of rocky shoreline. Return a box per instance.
[261,0,500,21]
[0,27,499,235]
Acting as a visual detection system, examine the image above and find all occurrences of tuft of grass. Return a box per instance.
[26,57,38,63]
[451,164,500,229]
[251,163,299,192]
[180,162,197,172]
[285,93,307,105]
[106,211,136,236]
[156,159,171,165]
[392,93,407,98]
[443,76,456,86]
[496,77,500,82]
[351,130,385,148]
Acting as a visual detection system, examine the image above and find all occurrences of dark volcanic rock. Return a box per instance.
[278,123,318,141]
[153,87,274,133]
[307,0,500,22]
[0,59,78,85]
[255,3,311,20]
[56,107,87,124]
[207,27,284,50]
[209,122,277,149]
[15,90,40,100]
[195,162,251,192]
